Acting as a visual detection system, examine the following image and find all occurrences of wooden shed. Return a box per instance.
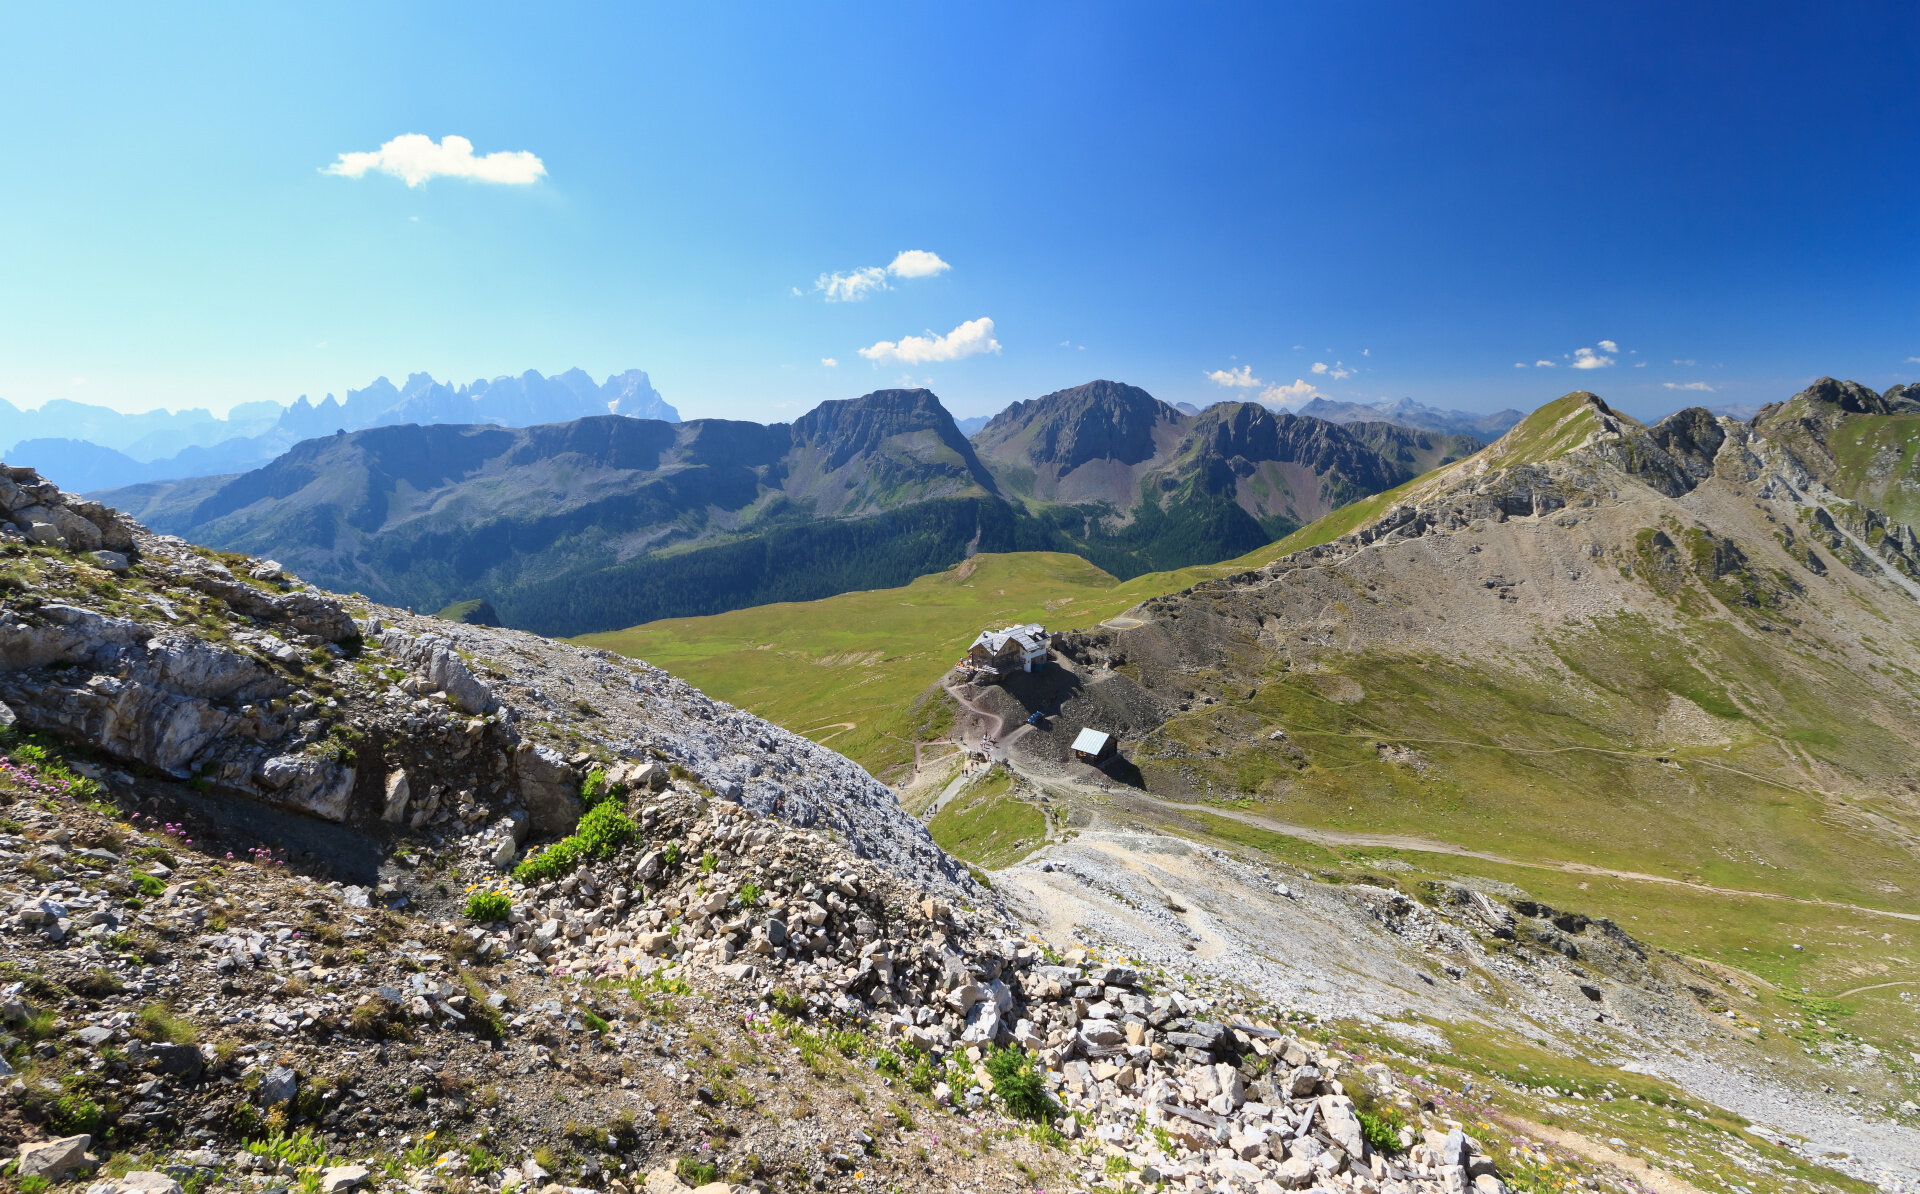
[1071,727,1116,763]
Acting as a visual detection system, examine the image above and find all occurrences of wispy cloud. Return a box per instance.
[1673,358,1698,366]
[816,267,889,302]
[1259,379,1320,408]
[1514,362,1530,369]
[813,249,951,301]
[1207,365,1261,388]
[1663,381,1714,392]
[324,134,546,187]
[858,316,1000,365]
[821,358,838,368]
[1311,360,1353,379]
[1534,359,1556,368]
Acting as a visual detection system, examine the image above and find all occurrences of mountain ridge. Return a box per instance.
[100,381,1474,636]
[1292,395,1524,439]
[971,380,1483,574]
[1,367,677,489]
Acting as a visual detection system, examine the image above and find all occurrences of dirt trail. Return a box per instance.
[1829,979,1920,1000]
[1186,803,1920,925]
[943,679,1033,760]
[989,739,1920,927]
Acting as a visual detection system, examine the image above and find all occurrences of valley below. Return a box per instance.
[3,377,1919,1194]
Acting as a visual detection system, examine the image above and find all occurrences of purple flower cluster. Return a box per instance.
[0,755,93,801]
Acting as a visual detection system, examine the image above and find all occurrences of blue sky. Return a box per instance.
[1,3,1915,424]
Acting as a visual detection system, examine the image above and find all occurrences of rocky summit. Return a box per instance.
[1,463,1573,1194]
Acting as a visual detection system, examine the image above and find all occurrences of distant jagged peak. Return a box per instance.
[977,379,1178,437]
[792,387,961,440]
[972,378,1181,472]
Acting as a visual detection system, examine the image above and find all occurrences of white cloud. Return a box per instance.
[1207,365,1261,388]
[324,133,546,187]
[812,249,951,301]
[1634,361,1647,367]
[858,316,1001,365]
[1674,358,1698,366]
[1906,356,1919,364]
[815,266,889,302]
[821,358,838,368]
[1311,361,1353,379]
[1514,362,1529,368]
[1259,379,1320,408]
[1569,345,1615,370]
[886,250,950,279]
[1663,381,1714,392]
[1535,360,1555,367]
[1597,339,1619,353]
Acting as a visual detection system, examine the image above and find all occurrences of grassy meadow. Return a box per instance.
[576,545,1290,781]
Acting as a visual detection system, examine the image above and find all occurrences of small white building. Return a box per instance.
[961,623,1051,679]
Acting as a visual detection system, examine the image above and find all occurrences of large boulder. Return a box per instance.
[17,1134,92,1181]
[514,742,581,836]
[377,629,496,714]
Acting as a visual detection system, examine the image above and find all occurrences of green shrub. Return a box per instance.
[49,1092,104,1135]
[131,872,167,897]
[132,1002,197,1045]
[738,881,762,906]
[1357,1107,1406,1154]
[676,1158,718,1186]
[984,1047,1055,1122]
[514,838,583,885]
[579,768,611,808]
[513,802,635,885]
[464,891,512,922]
[576,801,635,856]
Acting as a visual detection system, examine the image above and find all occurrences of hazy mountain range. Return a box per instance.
[1,368,676,491]
[97,380,1482,636]
[1291,395,1523,438]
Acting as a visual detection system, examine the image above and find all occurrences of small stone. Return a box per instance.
[642,1169,689,1194]
[260,1066,297,1105]
[116,1172,184,1194]
[86,551,130,573]
[319,1164,369,1194]
[381,770,411,823]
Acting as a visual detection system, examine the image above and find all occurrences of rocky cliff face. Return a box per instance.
[0,464,970,894]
